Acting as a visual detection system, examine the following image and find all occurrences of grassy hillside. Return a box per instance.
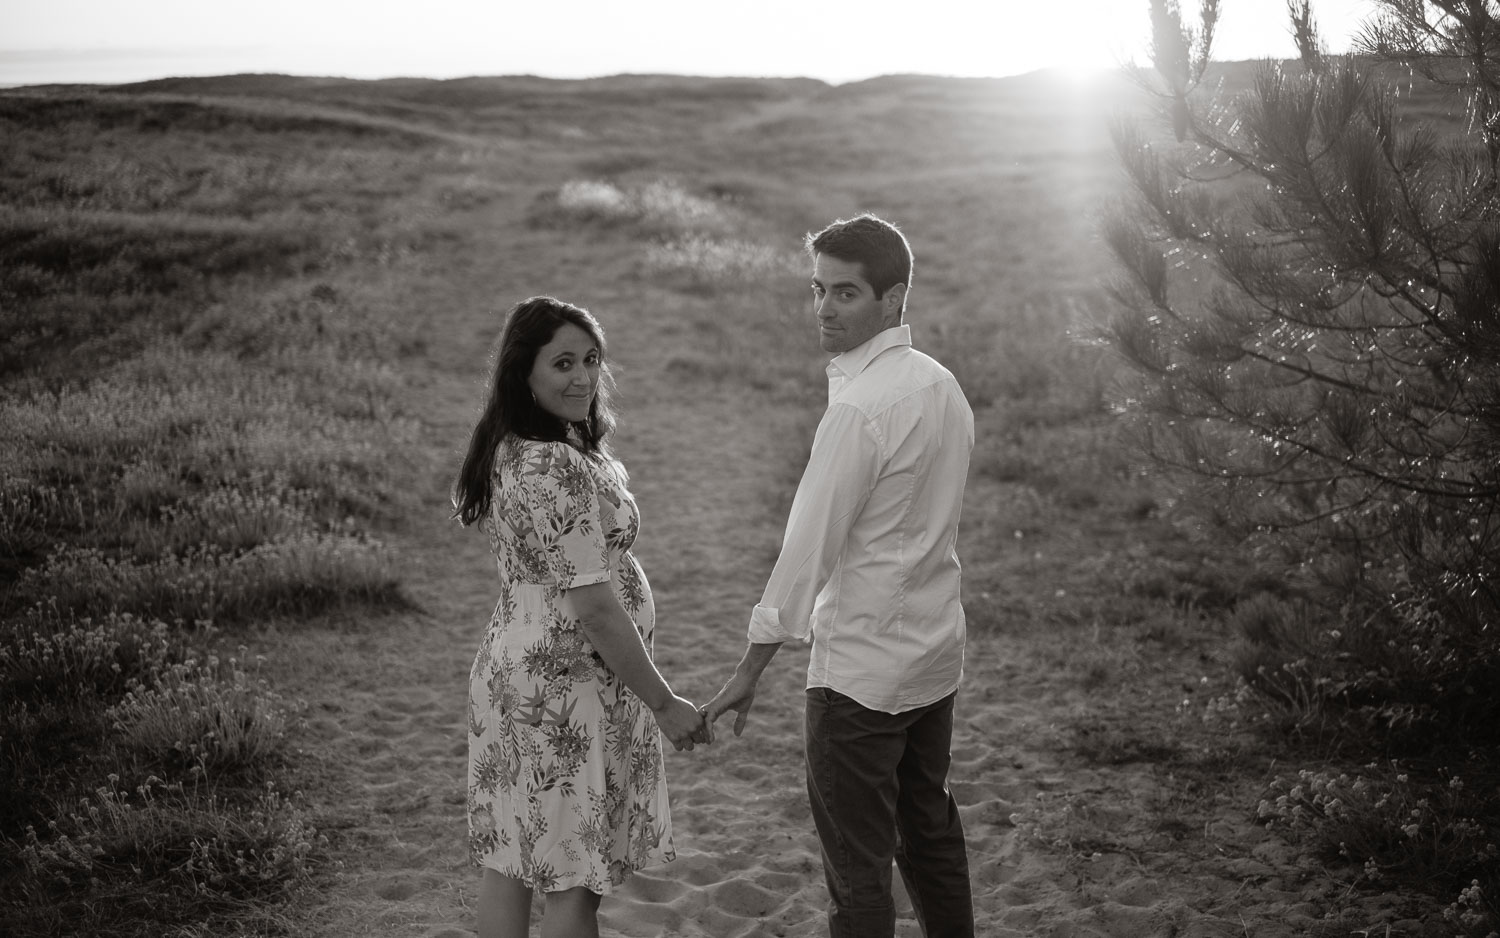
[2,64,1491,937]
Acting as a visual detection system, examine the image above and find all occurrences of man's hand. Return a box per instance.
[704,672,759,738]
[703,642,781,741]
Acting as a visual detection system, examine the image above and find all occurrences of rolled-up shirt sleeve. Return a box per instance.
[748,402,880,643]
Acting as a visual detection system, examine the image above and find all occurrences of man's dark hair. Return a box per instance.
[805,213,914,310]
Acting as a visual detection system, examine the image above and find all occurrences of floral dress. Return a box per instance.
[467,438,671,894]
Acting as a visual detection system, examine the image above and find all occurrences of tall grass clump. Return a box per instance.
[109,649,291,777]
[0,607,187,836]
[17,776,320,938]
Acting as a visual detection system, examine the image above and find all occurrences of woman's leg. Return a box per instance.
[477,869,534,938]
[540,886,602,938]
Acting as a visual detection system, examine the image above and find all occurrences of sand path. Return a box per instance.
[269,190,1324,938]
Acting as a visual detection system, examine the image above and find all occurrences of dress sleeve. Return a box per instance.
[514,441,612,590]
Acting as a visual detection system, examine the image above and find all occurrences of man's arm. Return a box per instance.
[750,403,881,644]
[708,404,879,739]
[704,641,782,738]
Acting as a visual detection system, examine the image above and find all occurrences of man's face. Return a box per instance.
[810,253,904,355]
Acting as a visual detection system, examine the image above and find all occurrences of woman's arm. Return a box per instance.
[568,581,706,750]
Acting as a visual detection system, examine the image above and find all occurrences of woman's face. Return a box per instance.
[527,322,601,424]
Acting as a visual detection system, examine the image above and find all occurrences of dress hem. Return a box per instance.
[472,849,677,896]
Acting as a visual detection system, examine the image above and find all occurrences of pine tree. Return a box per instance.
[1107,0,1500,746]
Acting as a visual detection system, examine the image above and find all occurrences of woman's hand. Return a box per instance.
[651,694,709,751]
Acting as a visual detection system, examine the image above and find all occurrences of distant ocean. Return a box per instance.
[0,48,277,87]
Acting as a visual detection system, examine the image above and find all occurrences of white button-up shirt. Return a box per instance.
[748,324,974,713]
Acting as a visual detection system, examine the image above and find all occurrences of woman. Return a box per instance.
[453,296,707,938]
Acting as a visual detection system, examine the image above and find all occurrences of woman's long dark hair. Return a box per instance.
[452,296,616,526]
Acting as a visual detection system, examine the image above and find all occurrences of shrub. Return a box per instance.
[1226,592,1500,754]
[0,697,109,841]
[0,608,188,839]
[0,608,181,703]
[1258,764,1500,904]
[108,651,291,777]
[1445,877,1500,938]
[147,485,316,556]
[14,775,319,934]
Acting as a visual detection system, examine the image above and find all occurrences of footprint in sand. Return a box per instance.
[672,851,729,888]
[599,900,685,937]
[726,762,770,782]
[707,877,782,918]
[625,870,691,904]
[747,869,805,892]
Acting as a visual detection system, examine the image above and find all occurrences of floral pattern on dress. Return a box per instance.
[467,438,671,895]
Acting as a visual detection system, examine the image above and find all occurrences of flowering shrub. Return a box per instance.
[1258,764,1500,906]
[1444,878,1500,938]
[1225,590,1500,756]
[152,484,315,554]
[108,649,292,776]
[0,608,180,703]
[19,774,319,902]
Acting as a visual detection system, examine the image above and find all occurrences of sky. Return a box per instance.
[2,0,1371,88]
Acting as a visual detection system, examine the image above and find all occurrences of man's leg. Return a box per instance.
[893,693,974,938]
[805,687,905,938]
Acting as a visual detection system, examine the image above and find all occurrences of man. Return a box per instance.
[705,213,976,938]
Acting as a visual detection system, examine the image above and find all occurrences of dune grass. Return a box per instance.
[0,84,452,936]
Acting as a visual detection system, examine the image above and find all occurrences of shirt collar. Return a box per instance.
[827,324,912,381]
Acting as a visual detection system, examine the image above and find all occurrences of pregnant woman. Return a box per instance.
[452,295,707,938]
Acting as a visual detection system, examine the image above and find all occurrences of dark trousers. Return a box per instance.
[805,687,975,938]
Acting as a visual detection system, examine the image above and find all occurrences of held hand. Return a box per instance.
[651,694,709,752]
[704,672,758,738]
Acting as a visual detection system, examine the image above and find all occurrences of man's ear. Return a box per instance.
[884,282,907,323]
